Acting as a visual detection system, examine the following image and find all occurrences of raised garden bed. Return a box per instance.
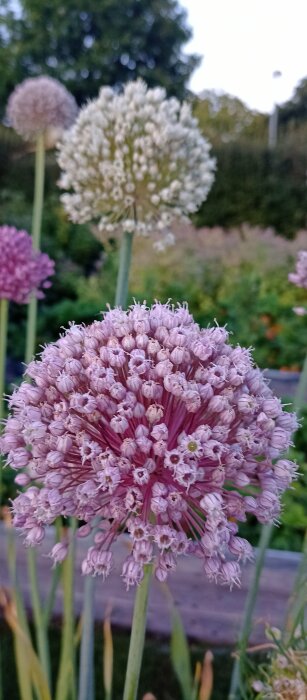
[0,523,301,646]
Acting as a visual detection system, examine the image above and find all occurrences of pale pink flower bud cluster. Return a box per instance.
[57,79,215,250]
[1,303,297,589]
[0,226,54,303]
[6,76,78,141]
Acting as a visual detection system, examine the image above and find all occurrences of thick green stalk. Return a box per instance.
[77,230,135,700]
[25,132,45,364]
[43,518,62,628]
[77,575,96,700]
[228,523,273,700]
[228,355,307,699]
[284,529,307,638]
[122,565,152,700]
[282,356,307,637]
[293,353,307,413]
[27,548,51,688]
[77,228,134,700]
[0,298,9,508]
[114,231,134,308]
[6,525,33,700]
[0,301,8,700]
[55,521,77,700]
[43,564,62,629]
[0,298,8,423]
[78,519,100,700]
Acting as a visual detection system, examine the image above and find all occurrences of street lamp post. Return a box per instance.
[268,70,282,148]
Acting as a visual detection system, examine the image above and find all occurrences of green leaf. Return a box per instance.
[170,603,193,700]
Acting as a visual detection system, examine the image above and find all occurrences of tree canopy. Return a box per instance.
[193,90,268,146]
[0,0,200,106]
[279,78,307,127]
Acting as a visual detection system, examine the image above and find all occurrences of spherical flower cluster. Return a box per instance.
[6,76,78,141]
[1,303,297,589]
[0,225,54,303]
[57,79,215,249]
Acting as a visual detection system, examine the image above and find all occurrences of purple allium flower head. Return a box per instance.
[0,225,54,303]
[1,303,298,588]
[288,250,307,289]
[6,76,78,141]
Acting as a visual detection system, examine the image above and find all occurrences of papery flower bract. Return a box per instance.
[0,225,54,303]
[57,79,215,249]
[1,303,298,589]
[6,76,78,141]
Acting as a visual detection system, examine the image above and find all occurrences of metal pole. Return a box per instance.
[268,70,282,149]
[268,104,279,148]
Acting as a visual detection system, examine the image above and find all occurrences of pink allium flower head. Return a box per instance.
[6,76,78,140]
[1,303,298,588]
[288,250,307,289]
[0,225,54,303]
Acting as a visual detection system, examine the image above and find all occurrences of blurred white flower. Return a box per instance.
[57,79,215,248]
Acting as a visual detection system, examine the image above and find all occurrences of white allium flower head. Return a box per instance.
[57,79,216,248]
[6,76,78,141]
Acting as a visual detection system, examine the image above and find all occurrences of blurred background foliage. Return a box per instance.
[0,0,200,106]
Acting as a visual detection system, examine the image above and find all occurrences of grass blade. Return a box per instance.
[170,603,193,700]
[1,588,52,700]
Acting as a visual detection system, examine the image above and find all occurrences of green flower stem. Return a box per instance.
[55,520,77,700]
[31,133,46,252]
[122,564,152,700]
[25,132,45,364]
[228,355,307,700]
[228,523,273,700]
[78,519,100,700]
[284,528,307,638]
[25,296,38,365]
[77,229,135,700]
[77,574,96,700]
[293,352,307,413]
[42,563,62,628]
[7,526,33,700]
[0,297,9,507]
[26,135,52,693]
[27,548,51,689]
[283,354,307,638]
[43,519,62,628]
[0,298,8,422]
[114,231,134,309]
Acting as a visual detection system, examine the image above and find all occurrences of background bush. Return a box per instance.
[194,143,307,236]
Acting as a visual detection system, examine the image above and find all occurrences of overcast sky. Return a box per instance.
[181,0,307,113]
